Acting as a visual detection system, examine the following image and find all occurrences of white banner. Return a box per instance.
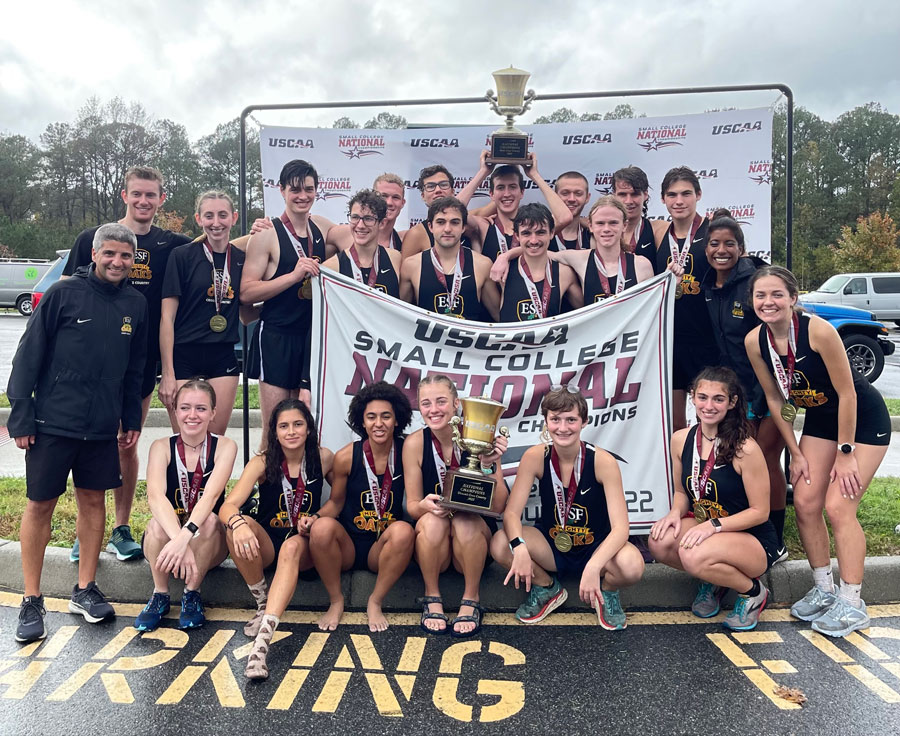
[260,106,773,259]
[309,270,676,532]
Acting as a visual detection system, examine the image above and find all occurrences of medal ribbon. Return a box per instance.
[348,245,380,288]
[280,213,314,260]
[429,247,465,315]
[628,218,645,253]
[549,442,584,530]
[668,214,702,269]
[431,432,461,492]
[202,242,231,316]
[766,312,798,404]
[494,223,518,254]
[592,250,628,297]
[175,433,211,514]
[280,458,308,527]
[518,258,553,318]
[362,440,394,521]
[691,428,719,502]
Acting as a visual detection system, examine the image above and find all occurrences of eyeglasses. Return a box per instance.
[423,180,452,192]
[348,214,378,225]
[550,384,579,394]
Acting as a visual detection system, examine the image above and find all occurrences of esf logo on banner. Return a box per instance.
[748,160,772,185]
[267,137,315,149]
[562,132,612,145]
[338,134,385,159]
[317,177,352,202]
[711,120,763,135]
[593,172,614,194]
[636,124,686,151]
[409,137,460,148]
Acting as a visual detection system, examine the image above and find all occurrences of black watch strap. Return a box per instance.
[185,521,199,535]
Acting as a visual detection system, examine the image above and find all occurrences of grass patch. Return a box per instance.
[1,387,259,411]
[884,398,900,415]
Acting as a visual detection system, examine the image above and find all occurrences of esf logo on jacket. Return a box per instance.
[121,316,132,335]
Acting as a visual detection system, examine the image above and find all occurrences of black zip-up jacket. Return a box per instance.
[7,266,148,440]
[701,256,762,402]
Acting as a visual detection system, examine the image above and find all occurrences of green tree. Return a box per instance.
[332,116,360,128]
[0,134,42,222]
[533,107,579,124]
[829,211,900,274]
[363,112,407,129]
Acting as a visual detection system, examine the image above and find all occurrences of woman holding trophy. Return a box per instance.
[402,375,508,637]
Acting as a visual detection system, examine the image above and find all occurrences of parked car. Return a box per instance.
[803,272,900,324]
[0,257,53,315]
[799,300,895,383]
[30,250,70,313]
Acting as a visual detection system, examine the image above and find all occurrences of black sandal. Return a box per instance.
[451,599,484,638]
[418,595,449,635]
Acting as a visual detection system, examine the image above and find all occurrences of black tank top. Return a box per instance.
[632,218,656,263]
[387,229,402,250]
[481,225,514,263]
[757,312,869,420]
[553,226,591,252]
[583,251,638,302]
[655,217,711,337]
[336,246,399,297]
[259,217,326,331]
[338,440,406,539]
[164,434,222,523]
[254,459,324,534]
[420,426,472,497]
[499,258,562,322]
[680,426,776,539]
[535,443,610,551]
[417,246,484,320]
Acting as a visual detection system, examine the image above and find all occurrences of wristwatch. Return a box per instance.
[185,521,200,537]
[839,443,856,455]
[508,536,526,552]
[709,518,722,533]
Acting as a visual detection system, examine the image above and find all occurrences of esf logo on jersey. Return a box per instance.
[562,132,612,145]
[636,124,686,151]
[316,178,352,202]
[410,138,459,148]
[134,249,150,265]
[593,172,614,194]
[516,300,542,321]
[338,135,385,159]
[748,160,773,185]
[712,121,763,135]
[434,293,463,315]
[694,168,718,180]
[267,137,315,149]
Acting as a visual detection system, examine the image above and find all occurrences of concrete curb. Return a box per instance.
[0,540,897,611]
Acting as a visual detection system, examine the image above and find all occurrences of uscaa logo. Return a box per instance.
[748,160,772,185]
[636,124,686,151]
[409,137,459,148]
[711,121,763,135]
[338,134,385,159]
[694,168,718,180]
[562,132,612,145]
[316,177,352,202]
[267,137,314,149]
[593,172,614,194]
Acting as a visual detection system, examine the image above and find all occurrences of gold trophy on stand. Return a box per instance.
[440,396,510,518]
[485,66,536,166]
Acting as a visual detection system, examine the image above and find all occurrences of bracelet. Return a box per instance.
[227,512,244,524]
[480,462,495,475]
[230,520,248,531]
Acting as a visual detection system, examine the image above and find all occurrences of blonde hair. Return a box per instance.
[195,190,235,215]
[374,172,404,189]
[417,374,459,400]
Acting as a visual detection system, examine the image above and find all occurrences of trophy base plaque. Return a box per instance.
[486,132,530,166]
[440,468,501,518]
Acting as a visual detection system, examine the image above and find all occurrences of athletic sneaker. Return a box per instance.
[598,590,627,630]
[772,545,789,566]
[69,539,79,563]
[790,586,837,622]
[179,590,206,630]
[515,578,568,624]
[16,595,46,643]
[811,597,870,638]
[106,525,143,561]
[69,582,115,623]
[134,593,171,632]
[723,583,768,631]
[692,582,726,618]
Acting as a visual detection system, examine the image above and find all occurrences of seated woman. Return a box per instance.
[649,366,779,631]
[492,387,643,628]
[308,381,416,632]
[136,379,237,631]
[402,375,508,637]
[218,399,334,680]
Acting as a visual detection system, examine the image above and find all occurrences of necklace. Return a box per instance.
[701,432,717,442]
[181,438,206,449]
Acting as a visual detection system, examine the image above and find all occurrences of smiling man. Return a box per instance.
[8,224,148,643]
[326,173,408,253]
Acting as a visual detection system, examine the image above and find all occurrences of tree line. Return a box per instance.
[1,97,899,287]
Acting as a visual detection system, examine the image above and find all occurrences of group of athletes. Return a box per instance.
[6,149,890,681]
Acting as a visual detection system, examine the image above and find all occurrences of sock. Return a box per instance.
[257,614,279,644]
[812,566,834,593]
[248,578,269,609]
[839,579,862,608]
[743,578,761,597]
[769,509,785,547]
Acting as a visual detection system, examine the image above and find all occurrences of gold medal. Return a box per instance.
[780,402,797,423]
[299,279,312,299]
[693,503,707,522]
[209,315,227,332]
[554,530,573,553]
[674,282,683,299]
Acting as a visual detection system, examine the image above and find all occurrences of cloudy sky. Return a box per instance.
[2,0,899,142]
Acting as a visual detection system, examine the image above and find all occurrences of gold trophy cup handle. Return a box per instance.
[449,415,462,445]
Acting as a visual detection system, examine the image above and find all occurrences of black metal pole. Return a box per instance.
[239,114,250,466]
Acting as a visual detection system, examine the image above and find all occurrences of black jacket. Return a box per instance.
[701,257,762,405]
[7,266,148,440]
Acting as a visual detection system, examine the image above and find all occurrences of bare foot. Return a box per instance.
[422,600,447,633]
[318,600,344,631]
[367,599,389,632]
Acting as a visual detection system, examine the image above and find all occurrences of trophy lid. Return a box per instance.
[492,66,531,109]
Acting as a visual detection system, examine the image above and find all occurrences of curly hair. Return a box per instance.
[346,381,412,439]
[689,366,753,464]
[263,399,323,485]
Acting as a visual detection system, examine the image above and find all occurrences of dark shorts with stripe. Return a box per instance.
[245,321,310,391]
[25,433,121,500]
[173,342,239,380]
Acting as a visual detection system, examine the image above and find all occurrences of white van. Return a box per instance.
[0,258,53,315]
[804,272,900,323]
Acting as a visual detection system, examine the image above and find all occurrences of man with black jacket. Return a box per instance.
[8,223,148,643]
